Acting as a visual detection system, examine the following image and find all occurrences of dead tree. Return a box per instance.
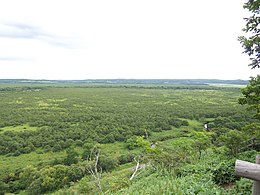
[130,156,146,181]
[86,148,103,193]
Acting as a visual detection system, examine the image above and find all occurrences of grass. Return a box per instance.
[113,169,226,195]
[0,150,66,178]
[112,148,256,195]
[150,119,202,142]
[0,124,37,134]
[183,119,203,128]
[100,142,129,158]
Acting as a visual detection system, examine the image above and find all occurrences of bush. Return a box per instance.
[220,130,245,155]
[212,160,238,185]
[82,142,95,160]
[234,178,252,195]
[27,165,70,194]
[118,153,135,165]
[0,181,8,195]
[64,148,79,165]
[98,156,118,172]
[125,137,138,150]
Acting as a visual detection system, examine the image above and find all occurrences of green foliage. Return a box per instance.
[150,149,189,172]
[98,156,118,172]
[211,113,255,130]
[26,165,70,194]
[211,127,230,146]
[190,130,212,157]
[220,130,246,155]
[0,181,8,195]
[242,122,260,137]
[149,138,196,172]
[0,86,248,156]
[82,142,95,160]
[135,136,150,151]
[67,164,85,182]
[125,137,138,150]
[114,170,227,195]
[76,168,131,195]
[177,149,258,195]
[238,0,260,69]
[135,136,159,154]
[168,118,189,128]
[64,148,79,166]
[234,178,252,194]
[19,163,88,194]
[118,153,135,165]
[19,165,38,189]
[0,84,255,194]
[212,160,237,185]
[239,75,260,119]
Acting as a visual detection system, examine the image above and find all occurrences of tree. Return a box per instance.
[239,76,260,119]
[190,130,212,158]
[64,148,79,166]
[86,148,103,193]
[238,0,260,119]
[125,137,138,150]
[98,155,118,172]
[82,142,95,160]
[19,165,38,189]
[242,122,260,137]
[220,130,245,155]
[238,0,260,69]
[0,181,8,195]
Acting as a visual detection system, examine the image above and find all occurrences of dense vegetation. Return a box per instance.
[0,82,259,194]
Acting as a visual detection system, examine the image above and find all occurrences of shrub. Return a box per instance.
[220,130,245,155]
[212,160,238,185]
[64,148,79,165]
[98,156,118,172]
[118,153,135,165]
[234,178,252,195]
[125,137,138,150]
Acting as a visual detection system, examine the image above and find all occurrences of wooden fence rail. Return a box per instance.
[239,137,260,152]
[235,154,260,195]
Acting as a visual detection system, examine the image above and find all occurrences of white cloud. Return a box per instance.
[0,0,258,80]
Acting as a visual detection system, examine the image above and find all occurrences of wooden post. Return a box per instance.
[235,155,260,195]
[253,155,260,195]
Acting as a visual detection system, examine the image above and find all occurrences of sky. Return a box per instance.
[0,0,258,80]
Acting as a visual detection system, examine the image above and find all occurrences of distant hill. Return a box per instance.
[0,79,249,85]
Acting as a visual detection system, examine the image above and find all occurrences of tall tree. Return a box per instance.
[238,0,260,69]
[238,0,260,119]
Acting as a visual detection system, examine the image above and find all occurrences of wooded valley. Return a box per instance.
[0,81,259,194]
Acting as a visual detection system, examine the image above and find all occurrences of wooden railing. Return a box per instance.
[239,137,260,152]
[235,154,260,195]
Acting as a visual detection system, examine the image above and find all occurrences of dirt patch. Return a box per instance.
[223,182,235,190]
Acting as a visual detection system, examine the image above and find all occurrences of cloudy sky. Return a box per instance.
[0,0,258,80]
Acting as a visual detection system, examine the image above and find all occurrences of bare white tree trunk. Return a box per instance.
[87,148,103,193]
[130,157,140,181]
[130,156,146,181]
